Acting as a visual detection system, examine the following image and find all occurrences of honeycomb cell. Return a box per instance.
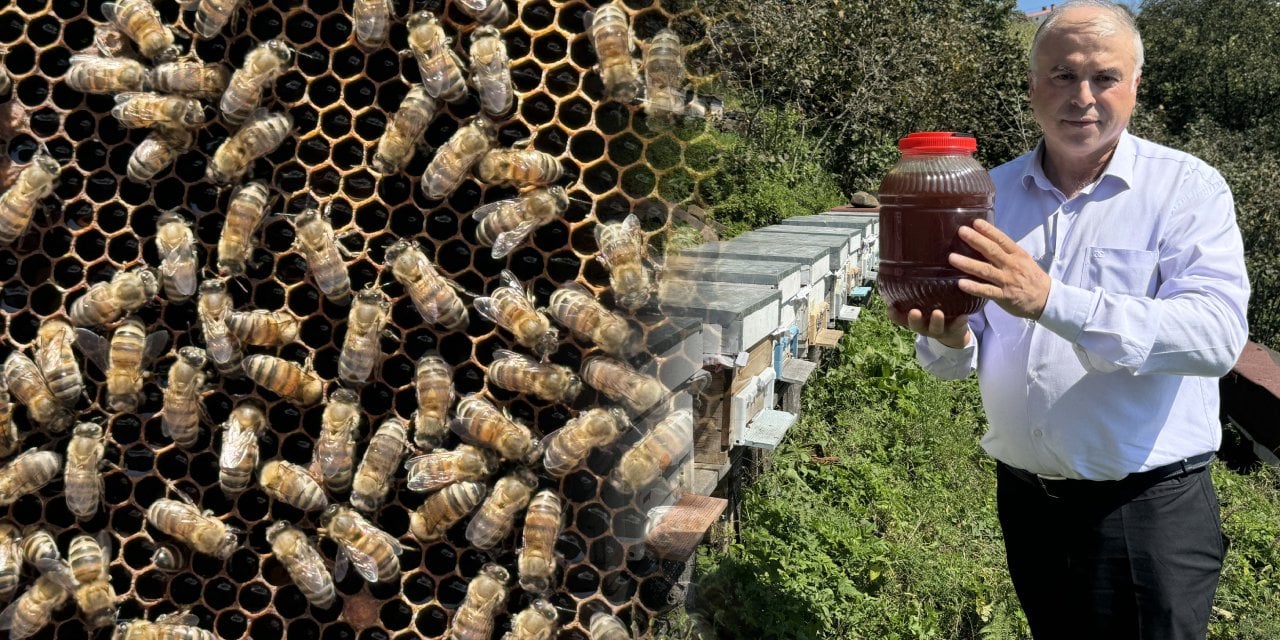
[170,572,204,606]
[251,8,285,41]
[250,615,286,640]
[557,530,587,565]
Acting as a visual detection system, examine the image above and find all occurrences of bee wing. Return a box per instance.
[96,530,115,560]
[36,559,80,591]
[470,198,513,223]
[491,349,524,363]
[143,331,171,363]
[332,545,350,582]
[0,597,19,631]
[622,213,641,234]
[561,280,593,297]
[160,253,199,298]
[404,452,461,492]
[455,0,490,10]
[220,423,258,469]
[113,91,149,106]
[582,8,596,31]
[156,610,200,626]
[287,540,333,595]
[34,329,67,375]
[499,269,521,291]
[65,476,103,520]
[100,2,126,28]
[490,220,538,259]
[472,296,498,324]
[338,541,382,583]
[73,328,111,372]
[360,520,404,555]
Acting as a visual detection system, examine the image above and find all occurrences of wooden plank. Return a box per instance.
[780,358,817,384]
[734,338,774,390]
[645,494,729,561]
[814,328,843,348]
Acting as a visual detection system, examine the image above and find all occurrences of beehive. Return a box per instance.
[0,0,718,636]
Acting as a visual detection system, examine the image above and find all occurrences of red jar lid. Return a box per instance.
[898,131,977,153]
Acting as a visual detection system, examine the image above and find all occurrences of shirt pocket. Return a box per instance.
[1081,247,1159,297]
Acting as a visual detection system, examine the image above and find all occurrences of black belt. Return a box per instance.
[999,451,1216,499]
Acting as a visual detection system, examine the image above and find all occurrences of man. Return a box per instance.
[889,1,1250,638]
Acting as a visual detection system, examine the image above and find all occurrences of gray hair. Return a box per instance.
[1029,1,1144,77]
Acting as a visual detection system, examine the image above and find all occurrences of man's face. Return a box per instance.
[1029,10,1140,161]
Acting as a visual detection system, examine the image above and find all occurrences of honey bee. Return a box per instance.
[548,282,638,357]
[0,574,70,640]
[338,287,390,384]
[311,388,361,493]
[586,1,641,103]
[370,85,437,176]
[216,180,271,275]
[101,0,180,62]
[243,355,324,406]
[69,266,160,327]
[18,528,78,592]
[0,524,20,602]
[67,532,115,629]
[162,347,208,448]
[542,407,627,477]
[608,408,692,495]
[476,145,563,189]
[226,310,299,346]
[147,58,231,99]
[595,213,652,311]
[486,349,581,404]
[0,379,18,458]
[503,599,558,640]
[63,423,107,520]
[468,26,512,117]
[465,467,538,549]
[408,354,452,450]
[446,563,509,640]
[318,504,403,584]
[129,126,194,184]
[474,270,559,359]
[2,354,72,433]
[580,355,665,416]
[456,0,509,26]
[220,39,293,127]
[150,544,186,573]
[353,0,393,49]
[207,110,293,185]
[153,211,198,301]
[588,612,631,640]
[408,480,485,543]
[65,55,147,94]
[265,522,335,609]
[292,205,352,305]
[404,444,496,494]
[191,0,246,40]
[146,497,239,559]
[383,238,469,331]
[34,317,83,407]
[452,394,540,464]
[350,416,409,513]
[218,401,266,495]
[111,92,206,129]
[421,116,495,199]
[114,611,217,640]
[196,279,240,377]
[643,29,686,121]
[75,316,168,413]
[472,186,570,259]
[258,460,328,512]
[517,489,562,594]
[405,11,469,104]
[0,149,60,246]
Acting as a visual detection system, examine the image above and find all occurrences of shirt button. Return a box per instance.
[1033,429,1045,437]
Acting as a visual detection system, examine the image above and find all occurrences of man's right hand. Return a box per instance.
[887,307,971,349]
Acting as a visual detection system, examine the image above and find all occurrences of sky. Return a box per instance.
[1016,1,1141,13]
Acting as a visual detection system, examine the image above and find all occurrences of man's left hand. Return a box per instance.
[950,218,1052,320]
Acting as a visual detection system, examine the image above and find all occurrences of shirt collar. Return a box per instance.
[1020,130,1137,194]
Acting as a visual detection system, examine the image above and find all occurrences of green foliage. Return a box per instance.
[693,0,1036,195]
[695,107,847,237]
[1137,0,1280,134]
[682,296,1280,639]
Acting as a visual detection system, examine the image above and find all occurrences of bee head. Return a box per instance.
[265,520,290,543]
[178,346,208,366]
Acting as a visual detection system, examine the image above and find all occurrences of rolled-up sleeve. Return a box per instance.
[915,313,985,379]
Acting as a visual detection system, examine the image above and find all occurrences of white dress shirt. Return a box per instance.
[916,131,1250,480]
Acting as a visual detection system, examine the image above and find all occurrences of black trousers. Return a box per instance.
[996,462,1226,640]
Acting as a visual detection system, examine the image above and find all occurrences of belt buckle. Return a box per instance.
[1036,473,1066,499]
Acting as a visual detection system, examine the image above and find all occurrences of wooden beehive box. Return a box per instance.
[739,227,855,312]
[781,214,879,286]
[657,279,781,357]
[663,255,805,333]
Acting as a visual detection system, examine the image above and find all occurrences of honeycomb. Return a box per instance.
[0,0,716,637]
